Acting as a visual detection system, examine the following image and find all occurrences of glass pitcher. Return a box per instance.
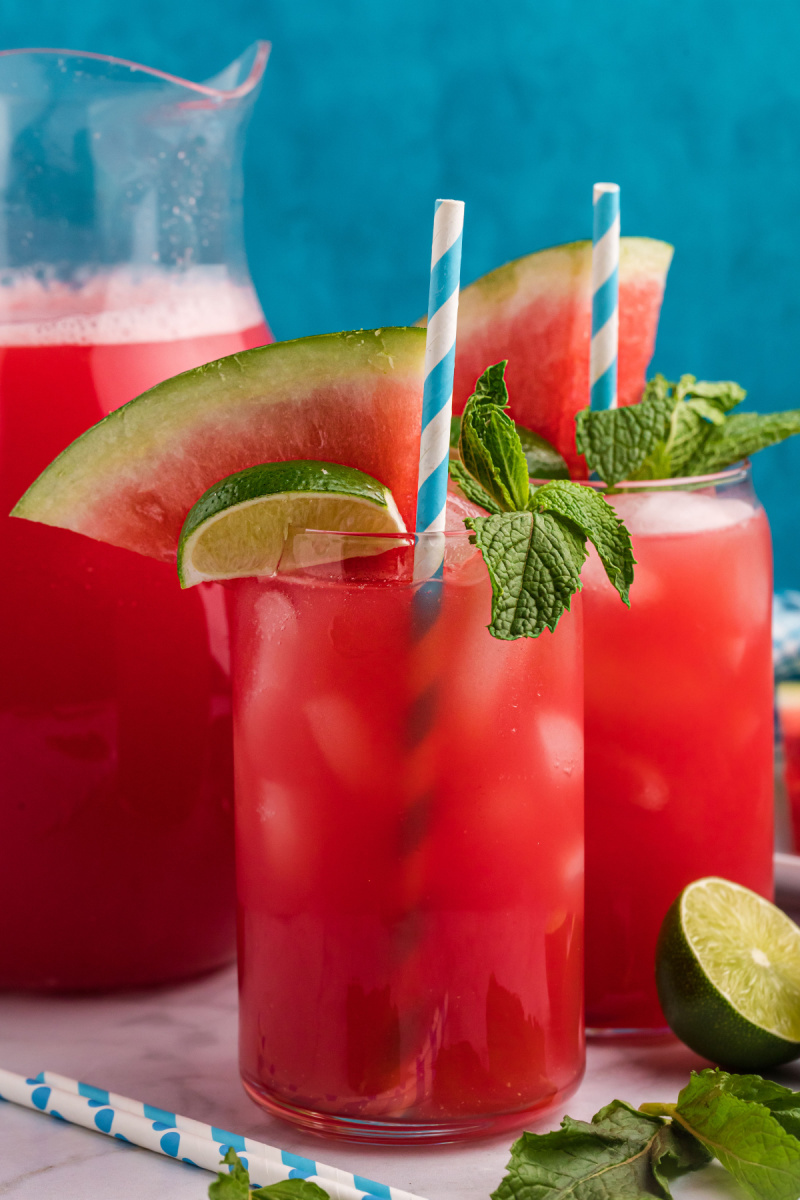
[0,45,271,988]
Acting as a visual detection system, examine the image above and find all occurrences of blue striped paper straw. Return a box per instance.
[414,198,464,579]
[589,182,620,411]
[0,1068,427,1200]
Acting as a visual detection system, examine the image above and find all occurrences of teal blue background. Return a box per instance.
[2,0,799,583]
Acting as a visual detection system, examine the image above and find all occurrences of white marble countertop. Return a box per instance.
[0,964,787,1199]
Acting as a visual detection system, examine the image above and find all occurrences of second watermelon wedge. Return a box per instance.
[442,238,673,477]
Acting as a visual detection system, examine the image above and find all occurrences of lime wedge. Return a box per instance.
[177,460,406,588]
[656,876,800,1070]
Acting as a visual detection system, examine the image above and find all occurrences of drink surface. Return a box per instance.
[582,484,774,1032]
[0,270,271,988]
[233,534,585,1138]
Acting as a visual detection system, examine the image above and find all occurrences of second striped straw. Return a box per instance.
[413,198,464,581]
[589,182,620,411]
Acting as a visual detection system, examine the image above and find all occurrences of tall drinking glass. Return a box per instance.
[582,465,773,1034]
[231,526,585,1142]
[0,46,271,988]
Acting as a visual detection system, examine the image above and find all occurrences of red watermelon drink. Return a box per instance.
[232,514,585,1140]
[0,272,270,988]
[581,467,774,1033]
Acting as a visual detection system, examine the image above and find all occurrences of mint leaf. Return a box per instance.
[491,1098,709,1200]
[465,510,585,640]
[671,1068,800,1200]
[452,413,569,479]
[680,377,746,413]
[209,1150,329,1200]
[688,410,800,474]
[449,459,502,514]
[628,439,672,481]
[459,362,530,511]
[686,398,727,425]
[516,426,570,480]
[656,377,745,476]
[253,1183,330,1199]
[209,1149,250,1199]
[531,479,635,604]
[575,375,676,484]
[709,1075,800,1142]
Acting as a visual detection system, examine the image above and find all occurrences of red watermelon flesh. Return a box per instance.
[13,328,426,561]
[449,238,673,477]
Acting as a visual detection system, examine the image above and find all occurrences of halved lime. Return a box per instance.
[656,876,800,1070]
[177,460,405,587]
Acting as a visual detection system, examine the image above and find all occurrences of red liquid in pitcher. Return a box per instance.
[0,275,270,988]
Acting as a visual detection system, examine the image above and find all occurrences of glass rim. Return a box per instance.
[283,527,474,542]
[547,460,751,492]
[0,43,271,100]
[252,461,753,542]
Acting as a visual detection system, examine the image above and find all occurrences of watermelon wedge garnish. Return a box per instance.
[12,328,426,561]
[447,238,673,477]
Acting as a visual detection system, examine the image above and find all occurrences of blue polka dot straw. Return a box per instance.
[590,182,620,412]
[0,1068,428,1200]
[414,198,464,580]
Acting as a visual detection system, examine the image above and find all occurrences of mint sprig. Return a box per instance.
[209,1149,329,1199]
[493,1069,800,1200]
[492,1098,710,1200]
[575,373,800,483]
[574,374,676,485]
[452,362,634,640]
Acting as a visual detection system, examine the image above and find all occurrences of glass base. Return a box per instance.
[242,1069,584,1146]
[586,1025,673,1041]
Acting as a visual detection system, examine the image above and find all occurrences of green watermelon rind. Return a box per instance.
[457,237,673,313]
[12,326,426,558]
[416,237,674,328]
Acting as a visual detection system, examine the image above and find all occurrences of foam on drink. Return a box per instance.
[0,266,264,346]
[608,489,756,537]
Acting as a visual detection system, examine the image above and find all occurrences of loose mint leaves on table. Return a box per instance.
[209,1148,329,1199]
[492,1068,800,1200]
[575,373,800,485]
[450,361,634,641]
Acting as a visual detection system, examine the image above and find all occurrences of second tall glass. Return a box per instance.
[582,465,774,1034]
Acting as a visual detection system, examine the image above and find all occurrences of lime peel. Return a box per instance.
[656,876,800,1071]
[177,460,406,588]
[680,877,800,1042]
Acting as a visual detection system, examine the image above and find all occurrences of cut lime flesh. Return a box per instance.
[177,460,405,587]
[681,878,800,1041]
[657,876,800,1070]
